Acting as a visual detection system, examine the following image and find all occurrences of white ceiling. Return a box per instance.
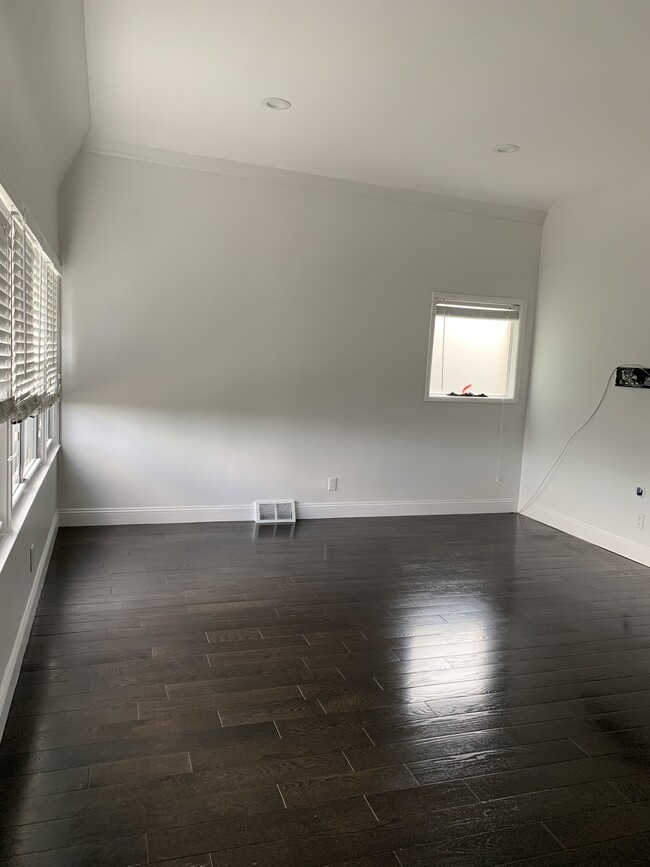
[83,0,650,210]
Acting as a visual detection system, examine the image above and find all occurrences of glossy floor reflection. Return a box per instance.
[2,514,650,864]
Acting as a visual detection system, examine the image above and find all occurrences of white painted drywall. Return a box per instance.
[0,0,90,252]
[58,150,541,522]
[519,172,650,565]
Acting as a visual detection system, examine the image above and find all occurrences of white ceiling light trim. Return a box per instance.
[262,97,292,110]
[492,144,520,154]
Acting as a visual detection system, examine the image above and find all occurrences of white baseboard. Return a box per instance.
[59,498,516,527]
[0,510,59,738]
[522,504,650,567]
[296,499,517,519]
[59,505,254,526]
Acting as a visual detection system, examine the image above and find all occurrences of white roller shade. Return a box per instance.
[436,300,520,321]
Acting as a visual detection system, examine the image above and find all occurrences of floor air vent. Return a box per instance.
[254,499,296,524]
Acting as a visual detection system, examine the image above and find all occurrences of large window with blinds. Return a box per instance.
[425,294,527,401]
[0,184,61,509]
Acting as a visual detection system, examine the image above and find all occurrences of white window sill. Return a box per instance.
[425,395,519,404]
[12,481,26,506]
[0,445,59,573]
[11,447,58,525]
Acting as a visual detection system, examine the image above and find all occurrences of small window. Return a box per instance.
[425,294,526,401]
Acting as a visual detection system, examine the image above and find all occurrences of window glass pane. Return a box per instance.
[429,313,515,397]
[22,415,38,473]
[47,402,58,446]
[11,423,20,493]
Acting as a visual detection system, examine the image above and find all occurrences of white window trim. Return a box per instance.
[424,292,528,404]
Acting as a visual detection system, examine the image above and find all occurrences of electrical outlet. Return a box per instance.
[327,477,338,492]
[637,513,645,530]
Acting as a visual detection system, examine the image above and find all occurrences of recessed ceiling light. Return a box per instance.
[492,144,520,153]
[262,97,292,110]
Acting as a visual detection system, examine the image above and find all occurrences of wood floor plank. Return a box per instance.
[279,765,418,808]
[0,834,148,867]
[88,751,192,787]
[395,822,563,865]
[466,752,644,801]
[545,799,650,848]
[147,795,377,862]
[344,730,517,771]
[0,806,147,857]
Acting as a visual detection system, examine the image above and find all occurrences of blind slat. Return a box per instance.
[5,211,60,416]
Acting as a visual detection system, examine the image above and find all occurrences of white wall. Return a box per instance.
[0,0,90,252]
[520,172,650,565]
[59,151,541,523]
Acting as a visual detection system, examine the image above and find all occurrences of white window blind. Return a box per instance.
[19,227,43,418]
[0,210,12,422]
[11,213,28,417]
[6,210,60,422]
[44,265,60,405]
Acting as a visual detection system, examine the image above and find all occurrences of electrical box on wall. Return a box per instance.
[616,367,650,389]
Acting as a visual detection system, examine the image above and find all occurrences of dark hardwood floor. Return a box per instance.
[3,514,650,865]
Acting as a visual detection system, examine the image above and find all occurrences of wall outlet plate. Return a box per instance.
[616,367,650,388]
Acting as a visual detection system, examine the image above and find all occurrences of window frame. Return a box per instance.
[0,176,61,525]
[4,400,59,515]
[424,292,528,404]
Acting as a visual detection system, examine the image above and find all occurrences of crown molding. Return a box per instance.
[81,134,547,226]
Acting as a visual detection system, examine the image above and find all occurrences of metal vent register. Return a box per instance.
[254,500,296,523]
